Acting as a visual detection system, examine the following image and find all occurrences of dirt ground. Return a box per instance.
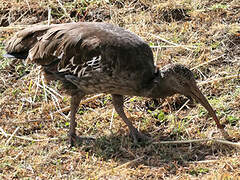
[0,0,239,179]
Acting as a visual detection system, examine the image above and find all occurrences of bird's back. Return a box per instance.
[5,22,156,96]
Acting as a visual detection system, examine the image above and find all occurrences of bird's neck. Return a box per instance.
[142,72,175,99]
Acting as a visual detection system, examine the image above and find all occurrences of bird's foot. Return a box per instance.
[68,133,96,147]
[208,128,233,141]
[69,133,80,147]
[130,129,152,144]
[219,128,233,141]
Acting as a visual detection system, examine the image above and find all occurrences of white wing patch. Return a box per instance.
[70,56,76,66]
[87,56,101,67]
[58,63,71,72]
[77,55,101,77]
[57,55,102,78]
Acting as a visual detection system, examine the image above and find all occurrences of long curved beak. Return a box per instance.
[189,83,224,129]
[188,83,232,140]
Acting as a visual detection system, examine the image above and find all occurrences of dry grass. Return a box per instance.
[0,0,240,179]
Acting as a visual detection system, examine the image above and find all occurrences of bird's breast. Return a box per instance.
[69,70,146,96]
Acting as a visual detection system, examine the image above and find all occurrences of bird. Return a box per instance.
[4,22,229,145]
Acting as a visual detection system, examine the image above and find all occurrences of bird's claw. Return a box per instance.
[69,133,79,147]
[219,128,233,141]
[130,130,152,144]
[209,128,233,141]
[69,133,96,147]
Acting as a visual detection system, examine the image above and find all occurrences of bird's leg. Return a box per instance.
[68,91,84,146]
[111,94,150,143]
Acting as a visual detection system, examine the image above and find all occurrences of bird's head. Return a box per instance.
[158,64,197,98]
[151,64,223,129]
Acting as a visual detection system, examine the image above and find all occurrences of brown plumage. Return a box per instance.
[4,22,229,145]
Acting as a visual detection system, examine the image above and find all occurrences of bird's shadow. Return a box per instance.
[67,133,235,168]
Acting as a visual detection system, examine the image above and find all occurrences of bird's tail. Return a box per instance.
[3,52,28,59]
[4,24,55,61]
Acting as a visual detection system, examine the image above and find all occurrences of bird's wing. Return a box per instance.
[5,22,156,84]
[28,23,102,70]
[5,24,57,59]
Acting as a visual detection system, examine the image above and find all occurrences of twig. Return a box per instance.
[186,160,219,164]
[196,68,207,79]
[0,118,53,125]
[5,127,20,145]
[33,70,41,102]
[191,54,225,70]
[12,10,30,25]
[41,74,48,102]
[53,93,104,114]
[175,99,190,115]
[0,21,49,31]
[0,131,58,142]
[82,94,104,104]
[152,138,240,149]
[149,33,193,51]
[43,84,63,99]
[51,97,69,120]
[110,108,115,129]
[35,79,68,119]
[113,156,144,169]
[214,139,240,148]
[12,151,23,160]
[95,156,145,178]
[24,0,31,11]
[197,74,239,86]
[48,6,52,26]
[150,45,197,49]
[54,106,71,114]
[154,41,160,65]
[0,26,28,30]
[0,127,8,137]
[57,0,74,22]
[35,80,63,99]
